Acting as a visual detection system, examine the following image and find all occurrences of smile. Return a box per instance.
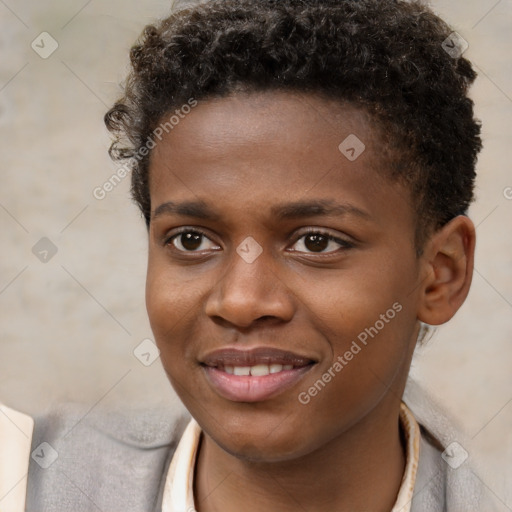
[224,363,294,375]
[200,347,316,402]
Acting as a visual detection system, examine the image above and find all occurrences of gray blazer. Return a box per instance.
[26,382,500,511]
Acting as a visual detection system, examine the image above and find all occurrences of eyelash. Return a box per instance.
[292,228,354,253]
[164,227,354,255]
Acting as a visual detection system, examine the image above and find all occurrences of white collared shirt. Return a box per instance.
[0,404,34,512]
[162,402,420,512]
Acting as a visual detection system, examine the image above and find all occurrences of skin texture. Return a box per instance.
[146,91,475,512]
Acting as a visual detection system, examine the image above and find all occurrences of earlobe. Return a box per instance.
[417,216,476,326]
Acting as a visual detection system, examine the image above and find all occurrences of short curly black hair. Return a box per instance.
[105,0,482,250]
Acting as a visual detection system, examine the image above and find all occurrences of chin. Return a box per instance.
[207,421,319,463]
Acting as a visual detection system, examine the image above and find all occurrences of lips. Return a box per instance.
[200,347,316,402]
[201,347,315,368]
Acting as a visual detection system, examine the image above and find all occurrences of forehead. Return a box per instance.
[151,91,378,165]
[148,91,413,229]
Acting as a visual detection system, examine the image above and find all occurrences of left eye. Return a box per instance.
[291,232,350,253]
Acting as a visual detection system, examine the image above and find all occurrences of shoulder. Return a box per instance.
[27,402,189,512]
[404,379,502,512]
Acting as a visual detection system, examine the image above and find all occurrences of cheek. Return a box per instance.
[145,253,218,374]
[146,270,178,338]
[146,256,192,352]
[146,249,200,324]
[290,309,415,455]
[300,261,412,342]
[295,262,417,409]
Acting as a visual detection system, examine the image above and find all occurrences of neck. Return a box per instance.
[194,395,406,512]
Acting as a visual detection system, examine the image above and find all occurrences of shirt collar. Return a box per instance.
[162,402,420,512]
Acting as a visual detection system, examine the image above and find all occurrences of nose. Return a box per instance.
[204,249,295,329]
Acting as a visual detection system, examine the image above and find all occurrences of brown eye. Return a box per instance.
[179,232,202,250]
[168,230,219,252]
[291,231,352,254]
[304,234,329,252]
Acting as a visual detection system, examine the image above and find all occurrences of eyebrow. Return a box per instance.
[152,200,221,221]
[271,199,371,220]
[151,199,370,221]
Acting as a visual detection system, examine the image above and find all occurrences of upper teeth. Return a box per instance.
[225,364,294,376]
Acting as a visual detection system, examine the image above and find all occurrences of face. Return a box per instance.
[146,91,423,462]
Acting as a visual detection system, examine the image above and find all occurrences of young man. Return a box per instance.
[26,0,498,510]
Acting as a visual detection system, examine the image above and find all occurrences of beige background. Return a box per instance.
[1,0,511,506]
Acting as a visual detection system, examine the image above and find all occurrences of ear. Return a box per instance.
[417,215,476,326]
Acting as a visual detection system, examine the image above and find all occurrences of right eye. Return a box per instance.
[167,230,220,252]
